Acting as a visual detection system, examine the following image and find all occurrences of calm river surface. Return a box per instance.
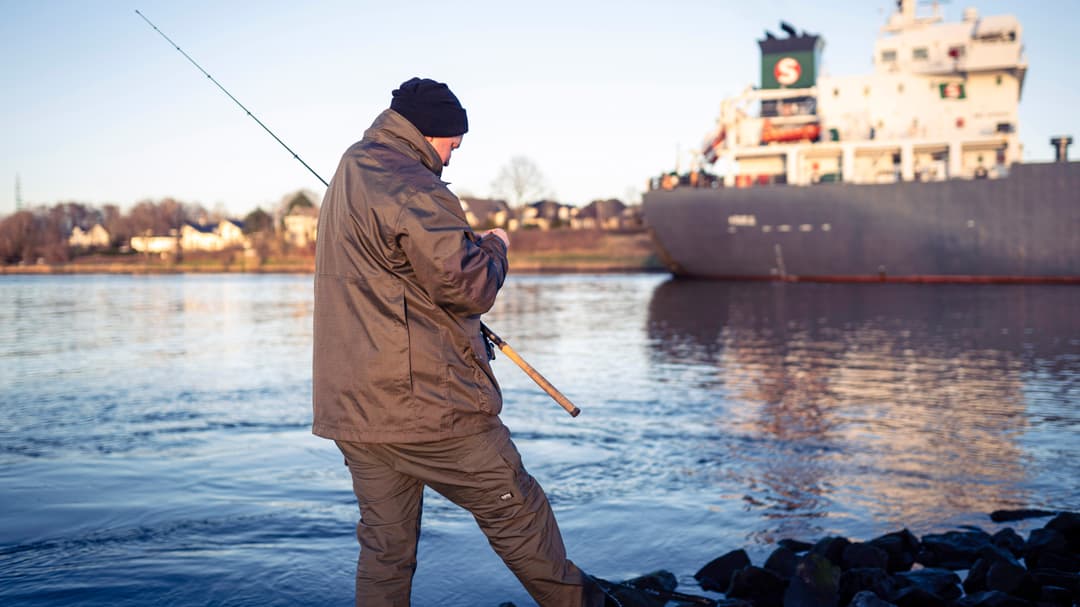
[1,274,1078,606]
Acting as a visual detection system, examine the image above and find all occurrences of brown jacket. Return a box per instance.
[312,109,508,443]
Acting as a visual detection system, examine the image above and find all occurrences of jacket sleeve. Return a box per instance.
[396,189,508,316]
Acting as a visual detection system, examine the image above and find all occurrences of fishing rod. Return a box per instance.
[135,10,581,418]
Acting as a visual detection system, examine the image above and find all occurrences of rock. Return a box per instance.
[693,549,750,593]
[811,536,852,569]
[966,543,1026,593]
[589,572,673,607]
[964,557,993,595]
[782,553,840,607]
[1034,550,1080,573]
[989,509,1057,523]
[982,542,1025,566]
[838,568,897,607]
[779,538,815,554]
[847,590,896,607]
[986,559,1039,600]
[1023,528,1068,570]
[889,585,948,607]
[763,545,797,579]
[991,528,1026,557]
[918,529,992,569]
[952,589,1033,607]
[726,566,788,607]
[1045,512,1080,552]
[1040,584,1074,607]
[621,570,678,594]
[1030,568,1080,596]
[841,542,890,571]
[867,530,919,573]
[893,567,962,601]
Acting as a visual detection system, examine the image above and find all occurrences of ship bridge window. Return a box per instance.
[881,49,897,63]
[976,30,1016,42]
[913,47,929,60]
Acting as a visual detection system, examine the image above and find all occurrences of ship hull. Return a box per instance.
[642,162,1080,282]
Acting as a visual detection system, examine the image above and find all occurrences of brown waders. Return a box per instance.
[336,424,607,606]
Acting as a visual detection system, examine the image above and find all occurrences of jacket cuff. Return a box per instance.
[479,233,508,258]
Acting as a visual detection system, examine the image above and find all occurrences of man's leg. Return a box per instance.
[420,426,607,607]
[336,440,424,607]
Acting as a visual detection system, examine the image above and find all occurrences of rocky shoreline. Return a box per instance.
[505,510,1080,607]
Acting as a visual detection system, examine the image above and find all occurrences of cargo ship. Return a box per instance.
[642,0,1079,282]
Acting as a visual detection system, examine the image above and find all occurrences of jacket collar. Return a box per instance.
[363,109,444,177]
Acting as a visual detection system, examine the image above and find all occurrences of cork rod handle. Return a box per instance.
[481,323,581,417]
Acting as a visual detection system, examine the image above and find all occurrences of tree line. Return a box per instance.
[0,192,312,265]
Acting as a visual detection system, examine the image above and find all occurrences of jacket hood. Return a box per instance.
[363,109,445,177]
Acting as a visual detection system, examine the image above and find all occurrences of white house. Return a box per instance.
[179,219,249,252]
[130,232,179,256]
[68,224,111,249]
[283,207,318,248]
[461,197,511,230]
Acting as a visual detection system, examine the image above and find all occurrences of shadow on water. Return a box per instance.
[644,280,1079,542]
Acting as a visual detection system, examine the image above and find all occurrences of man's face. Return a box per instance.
[425,135,463,167]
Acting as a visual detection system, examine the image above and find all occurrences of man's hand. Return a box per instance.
[482,228,509,250]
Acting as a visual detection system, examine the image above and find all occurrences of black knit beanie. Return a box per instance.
[390,77,469,137]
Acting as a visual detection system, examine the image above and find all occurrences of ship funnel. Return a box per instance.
[758,23,823,89]
[1051,136,1073,162]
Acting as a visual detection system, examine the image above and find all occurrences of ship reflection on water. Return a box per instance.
[1,275,1077,605]
[645,280,1079,541]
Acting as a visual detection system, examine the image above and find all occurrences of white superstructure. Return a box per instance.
[702,0,1027,187]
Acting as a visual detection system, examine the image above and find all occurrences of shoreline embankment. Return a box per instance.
[0,230,664,276]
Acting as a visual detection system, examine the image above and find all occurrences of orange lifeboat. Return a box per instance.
[761,120,821,144]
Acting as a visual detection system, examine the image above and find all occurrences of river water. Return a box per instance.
[1,274,1077,606]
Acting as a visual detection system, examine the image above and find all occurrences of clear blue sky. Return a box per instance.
[2,0,1078,218]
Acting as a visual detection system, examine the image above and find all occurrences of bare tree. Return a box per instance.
[0,211,36,263]
[127,198,200,235]
[490,156,549,208]
[0,206,72,264]
[209,201,229,223]
[102,204,132,247]
[242,207,275,234]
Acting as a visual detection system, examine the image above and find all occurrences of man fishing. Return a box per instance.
[312,77,607,606]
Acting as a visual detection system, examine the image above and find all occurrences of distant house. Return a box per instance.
[68,224,111,249]
[179,219,249,252]
[515,199,578,230]
[216,219,247,248]
[283,207,318,248]
[460,197,510,230]
[179,217,250,250]
[572,199,629,230]
[180,222,219,251]
[131,230,179,256]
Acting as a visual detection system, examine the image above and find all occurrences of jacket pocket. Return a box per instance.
[473,365,492,413]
